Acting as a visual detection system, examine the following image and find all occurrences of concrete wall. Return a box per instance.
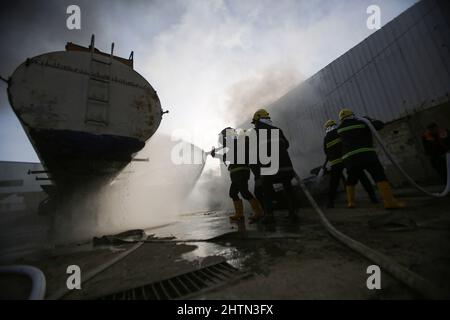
[378,102,450,185]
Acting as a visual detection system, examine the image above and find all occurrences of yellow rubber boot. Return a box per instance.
[377,181,406,209]
[230,200,244,221]
[248,198,263,223]
[346,185,356,208]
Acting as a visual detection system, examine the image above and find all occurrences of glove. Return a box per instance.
[210,147,216,158]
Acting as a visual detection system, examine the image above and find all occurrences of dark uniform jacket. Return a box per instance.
[323,128,343,166]
[337,117,384,161]
[253,121,294,177]
[220,133,251,173]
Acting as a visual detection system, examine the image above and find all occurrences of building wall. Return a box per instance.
[264,0,450,182]
[378,102,450,185]
[0,161,50,215]
[0,161,49,194]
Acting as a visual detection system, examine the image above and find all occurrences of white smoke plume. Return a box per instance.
[53,134,206,243]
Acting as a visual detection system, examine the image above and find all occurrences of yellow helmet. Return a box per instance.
[324,119,337,128]
[252,109,270,123]
[339,108,354,121]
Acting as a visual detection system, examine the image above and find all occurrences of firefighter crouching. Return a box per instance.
[337,109,405,209]
[211,127,264,223]
[322,119,378,208]
[251,109,298,223]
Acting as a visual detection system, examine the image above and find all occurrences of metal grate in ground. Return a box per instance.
[98,261,249,300]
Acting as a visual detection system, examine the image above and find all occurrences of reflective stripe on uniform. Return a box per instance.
[229,166,250,173]
[342,147,376,160]
[337,124,366,134]
[326,138,342,149]
[330,158,343,166]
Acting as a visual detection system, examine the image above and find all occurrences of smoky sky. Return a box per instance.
[0,0,417,162]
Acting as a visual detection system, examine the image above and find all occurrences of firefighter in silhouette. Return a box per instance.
[422,122,449,184]
[251,109,298,223]
[211,127,263,223]
[337,109,405,209]
[322,119,378,208]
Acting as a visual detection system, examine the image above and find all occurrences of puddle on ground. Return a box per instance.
[150,210,305,273]
[15,210,303,269]
[179,241,249,269]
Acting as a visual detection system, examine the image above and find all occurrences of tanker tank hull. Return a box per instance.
[7,42,163,189]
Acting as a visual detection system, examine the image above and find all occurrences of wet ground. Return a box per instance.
[2,188,450,299]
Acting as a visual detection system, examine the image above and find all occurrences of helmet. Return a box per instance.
[252,109,270,123]
[219,127,236,145]
[220,127,234,135]
[323,119,337,128]
[339,108,354,121]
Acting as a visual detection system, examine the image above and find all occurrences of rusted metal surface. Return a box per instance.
[8,50,162,142]
[6,42,164,190]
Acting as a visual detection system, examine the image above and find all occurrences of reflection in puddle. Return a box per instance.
[180,241,249,269]
[155,210,302,273]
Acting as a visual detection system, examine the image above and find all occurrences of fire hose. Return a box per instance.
[357,116,450,197]
[296,117,449,298]
[48,242,143,300]
[0,265,46,300]
[297,176,444,299]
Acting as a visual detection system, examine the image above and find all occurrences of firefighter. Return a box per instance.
[248,144,275,214]
[211,127,263,223]
[422,122,449,184]
[337,109,405,209]
[323,119,378,208]
[251,109,298,223]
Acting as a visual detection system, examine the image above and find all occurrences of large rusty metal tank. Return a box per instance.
[7,36,163,190]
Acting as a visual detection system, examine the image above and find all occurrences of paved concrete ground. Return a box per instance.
[200,196,450,299]
[3,189,450,299]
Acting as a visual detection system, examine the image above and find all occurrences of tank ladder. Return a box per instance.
[85,35,114,126]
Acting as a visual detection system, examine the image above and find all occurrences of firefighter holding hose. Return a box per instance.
[322,119,378,208]
[210,127,264,223]
[337,109,405,209]
[251,109,298,223]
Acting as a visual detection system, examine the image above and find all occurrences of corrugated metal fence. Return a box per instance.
[266,0,450,177]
